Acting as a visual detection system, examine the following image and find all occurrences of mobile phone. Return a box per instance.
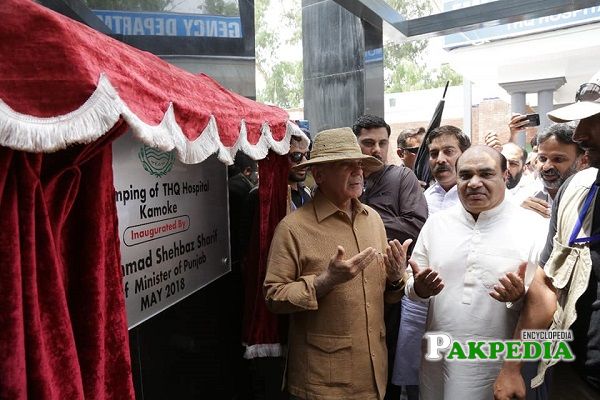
[525,113,540,127]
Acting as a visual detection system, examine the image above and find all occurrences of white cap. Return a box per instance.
[548,70,600,123]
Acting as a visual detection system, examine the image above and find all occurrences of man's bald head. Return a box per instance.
[456,145,508,219]
[501,143,526,163]
[458,145,507,172]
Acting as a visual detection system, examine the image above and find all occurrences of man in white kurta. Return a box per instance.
[392,126,469,399]
[405,146,543,400]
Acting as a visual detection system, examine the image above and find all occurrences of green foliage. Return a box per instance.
[202,0,239,16]
[383,0,462,93]
[258,61,303,109]
[385,60,462,93]
[384,40,428,91]
[255,0,303,108]
[386,0,431,19]
[255,0,278,76]
[436,64,463,87]
[384,37,463,93]
[282,5,302,46]
[255,0,462,105]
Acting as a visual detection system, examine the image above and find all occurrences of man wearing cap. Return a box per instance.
[494,72,600,399]
[264,127,413,400]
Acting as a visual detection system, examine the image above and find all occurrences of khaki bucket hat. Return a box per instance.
[292,127,383,170]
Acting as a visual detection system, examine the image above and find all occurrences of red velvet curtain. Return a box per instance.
[0,122,134,399]
[242,152,289,349]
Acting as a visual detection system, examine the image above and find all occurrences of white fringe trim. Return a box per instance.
[242,343,284,359]
[0,74,309,165]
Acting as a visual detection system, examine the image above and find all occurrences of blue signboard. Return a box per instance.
[365,48,384,64]
[93,10,242,38]
[443,1,600,49]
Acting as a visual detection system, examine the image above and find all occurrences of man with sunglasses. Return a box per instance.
[494,71,600,400]
[288,133,312,211]
[397,127,425,170]
[352,114,428,400]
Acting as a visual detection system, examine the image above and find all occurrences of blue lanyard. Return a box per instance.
[568,184,600,246]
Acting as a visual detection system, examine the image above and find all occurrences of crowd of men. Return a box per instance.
[230,70,600,399]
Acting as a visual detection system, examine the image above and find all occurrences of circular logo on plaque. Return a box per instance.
[138,145,175,177]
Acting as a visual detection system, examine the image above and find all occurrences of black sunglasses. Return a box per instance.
[289,151,310,163]
[401,146,419,155]
[575,82,600,103]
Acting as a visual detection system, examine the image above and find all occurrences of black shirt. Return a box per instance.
[540,173,600,389]
[290,184,311,209]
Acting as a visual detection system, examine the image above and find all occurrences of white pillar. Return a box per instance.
[537,89,554,133]
[511,92,527,147]
[500,77,565,149]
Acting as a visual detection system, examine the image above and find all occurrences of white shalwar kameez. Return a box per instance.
[405,199,544,400]
[392,182,459,388]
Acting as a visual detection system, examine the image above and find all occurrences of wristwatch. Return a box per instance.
[386,278,403,290]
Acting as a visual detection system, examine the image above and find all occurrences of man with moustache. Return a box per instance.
[391,125,470,400]
[407,146,541,400]
[264,127,413,400]
[423,125,471,212]
[520,123,587,219]
[494,71,600,400]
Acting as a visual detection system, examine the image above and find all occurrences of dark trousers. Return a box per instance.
[384,301,402,400]
[246,357,288,400]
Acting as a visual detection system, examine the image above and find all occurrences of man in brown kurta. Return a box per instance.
[264,127,411,400]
